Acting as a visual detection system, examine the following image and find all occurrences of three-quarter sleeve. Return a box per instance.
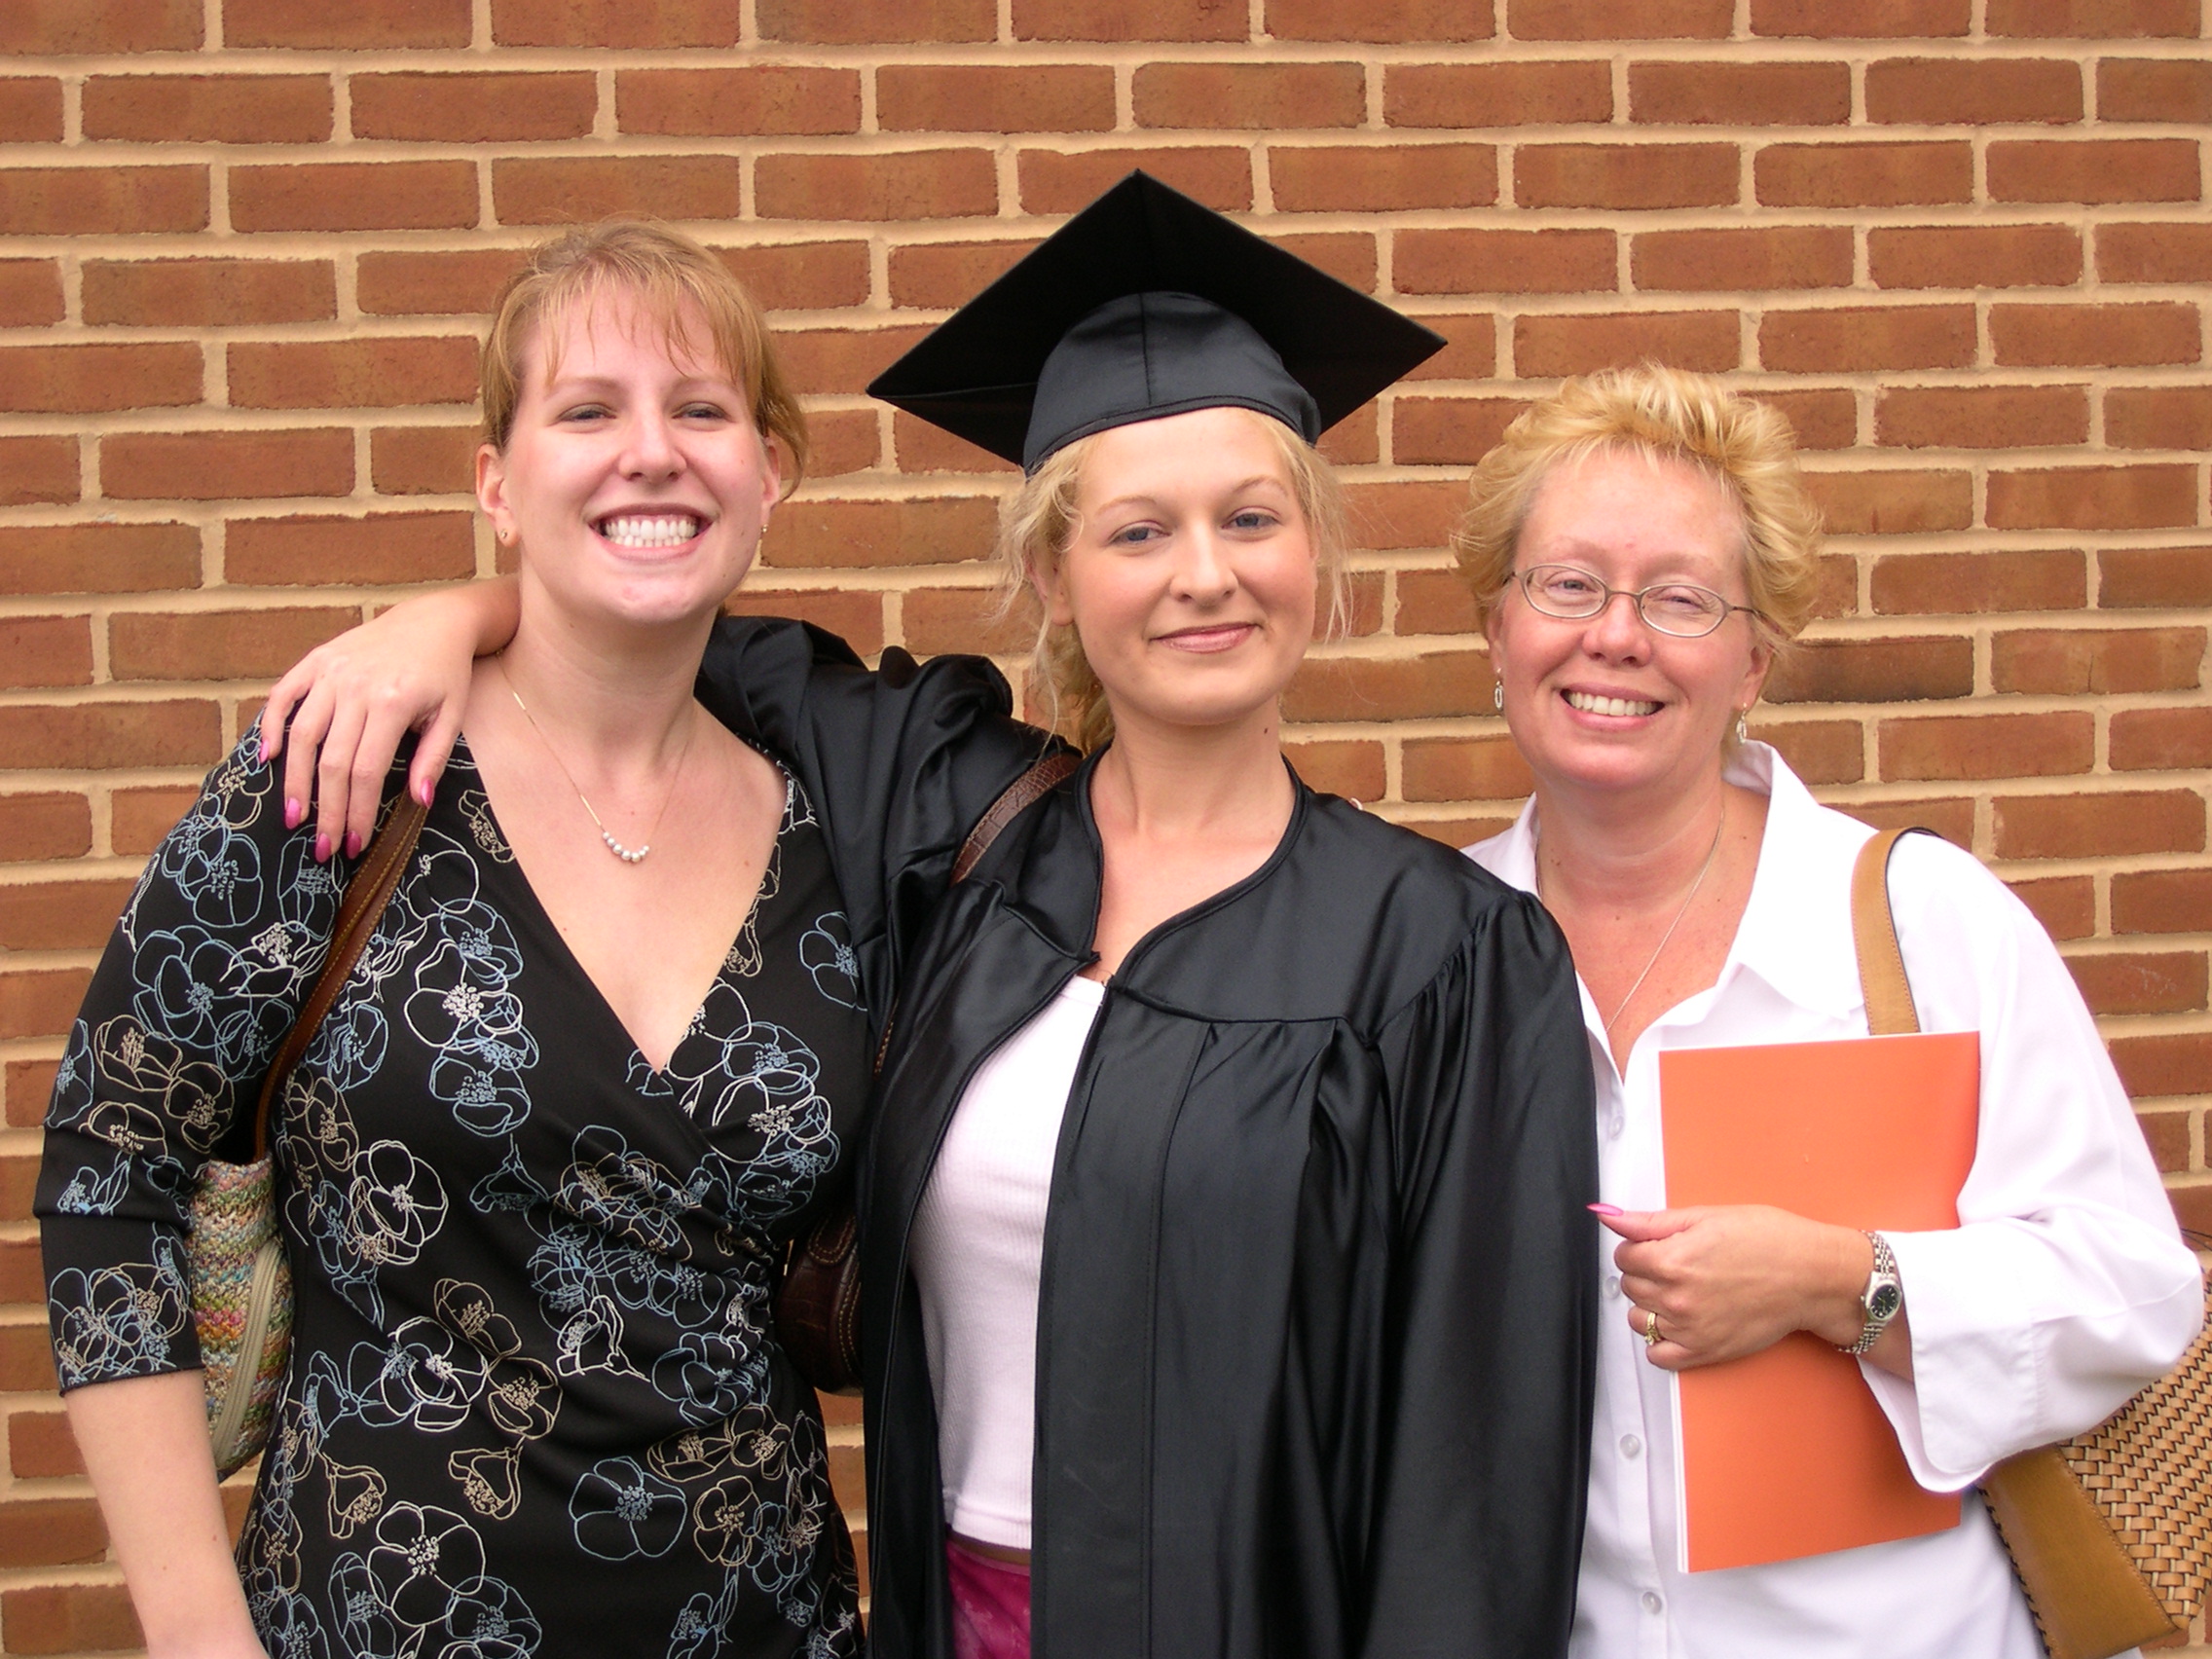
[37,730,352,1391]
[1862,835,2203,1488]
[1362,891,1600,1658]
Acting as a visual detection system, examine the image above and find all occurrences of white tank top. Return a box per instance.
[907,974,1105,1550]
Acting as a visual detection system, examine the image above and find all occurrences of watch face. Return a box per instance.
[1868,1282,1902,1321]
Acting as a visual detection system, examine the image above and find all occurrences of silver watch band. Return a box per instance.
[1845,1232,1902,1356]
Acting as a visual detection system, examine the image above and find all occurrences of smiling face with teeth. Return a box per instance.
[1487,446,1772,813]
[477,290,781,643]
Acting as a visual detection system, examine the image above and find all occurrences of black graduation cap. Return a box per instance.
[867,171,1447,473]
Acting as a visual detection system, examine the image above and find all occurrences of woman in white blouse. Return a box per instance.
[1457,364,2201,1659]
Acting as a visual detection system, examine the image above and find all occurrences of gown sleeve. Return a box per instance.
[1361,887,1600,1659]
[693,616,1069,1046]
[36,727,360,1391]
[1859,834,2203,1488]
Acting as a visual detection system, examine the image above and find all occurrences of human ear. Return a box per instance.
[1032,554,1077,629]
[476,444,514,545]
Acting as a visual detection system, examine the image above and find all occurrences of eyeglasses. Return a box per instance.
[1512,564,1760,640]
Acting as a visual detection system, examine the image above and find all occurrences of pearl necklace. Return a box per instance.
[500,665,694,865]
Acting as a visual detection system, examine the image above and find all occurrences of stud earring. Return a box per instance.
[1493,682,1505,713]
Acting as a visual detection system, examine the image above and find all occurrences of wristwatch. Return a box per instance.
[1844,1232,1903,1356]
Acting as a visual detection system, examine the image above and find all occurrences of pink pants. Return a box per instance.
[945,1539,1031,1659]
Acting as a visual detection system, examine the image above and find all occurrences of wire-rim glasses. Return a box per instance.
[1513,564,1760,640]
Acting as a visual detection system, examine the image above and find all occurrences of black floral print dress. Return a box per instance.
[39,725,869,1659]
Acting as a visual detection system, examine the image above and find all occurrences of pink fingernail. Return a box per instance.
[258,739,270,764]
[314,832,331,864]
[414,778,434,807]
[284,797,304,830]
[1588,1202,1625,1217]
[344,830,364,860]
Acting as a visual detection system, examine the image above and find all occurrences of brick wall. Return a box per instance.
[2,0,2209,1651]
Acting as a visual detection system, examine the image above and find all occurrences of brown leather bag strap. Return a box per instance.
[950,750,1080,884]
[250,793,430,1155]
[1850,826,1943,1038]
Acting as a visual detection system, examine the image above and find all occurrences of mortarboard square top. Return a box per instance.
[866,171,1446,472]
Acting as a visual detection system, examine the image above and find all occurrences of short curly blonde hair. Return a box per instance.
[998,409,1348,753]
[1453,364,1823,651]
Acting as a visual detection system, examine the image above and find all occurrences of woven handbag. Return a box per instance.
[774,749,1078,1396]
[1854,828,2212,1659]
[184,793,428,1477]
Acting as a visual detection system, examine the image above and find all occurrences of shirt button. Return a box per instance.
[1604,1114,1624,1139]
[1641,1591,1664,1616]
[1604,1274,1622,1299]
[1619,1433,1642,1459]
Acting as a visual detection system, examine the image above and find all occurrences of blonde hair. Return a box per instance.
[997,409,1349,753]
[480,221,807,494]
[1453,364,1823,652]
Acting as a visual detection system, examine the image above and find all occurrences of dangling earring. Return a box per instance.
[1493,682,1505,713]
[1735,711,1750,745]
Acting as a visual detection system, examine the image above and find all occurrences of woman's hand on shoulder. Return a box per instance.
[1602,1204,1873,1371]
[259,578,520,860]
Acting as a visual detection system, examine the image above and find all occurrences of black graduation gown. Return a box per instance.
[858,750,1601,1659]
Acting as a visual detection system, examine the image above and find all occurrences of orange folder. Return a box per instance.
[1657,1031,1980,1572]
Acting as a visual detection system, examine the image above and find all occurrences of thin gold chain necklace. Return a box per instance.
[1539,801,1726,1033]
[498,661,695,866]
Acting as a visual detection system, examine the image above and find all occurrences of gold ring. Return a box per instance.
[1643,1309,1662,1347]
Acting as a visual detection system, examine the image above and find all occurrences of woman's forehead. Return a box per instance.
[523,288,732,389]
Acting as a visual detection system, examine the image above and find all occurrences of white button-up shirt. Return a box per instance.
[1466,743,2202,1659]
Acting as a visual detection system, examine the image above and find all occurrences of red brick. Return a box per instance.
[227,0,470,47]
[0,437,77,508]
[0,259,62,326]
[1281,740,1386,800]
[8,1410,84,1479]
[491,0,738,44]
[0,700,219,771]
[1630,60,1851,125]
[880,64,1113,133]
[4,1060,62,1128]
[1760,305,1974,372]
[111,606,357,682]
[1753,0,1969,33]
[102,429,353,501]
[1991,301,2201,367]
[899,585,1032,656]
[1991,138,2199,203]
[0,793,92,864]
[2109,1033,2212,1099]
[2113,707,2212,773]
[2098,222,2212,284]
[227,512,476,587]
[1755,141,1973,206]
[1384,61,1611,127]
[1996,790,2204,860]
[0,166,207,236]
[1403,735,1534,801]
[2,0,201,52]
[1765,636,1974,703]
[1133,62,1365,129]
[0,966,92,1043]
[1868,223,2083,289]
[2136,1106,2194,1172]
[0,343,202,413]
[2107,386,2212,451]
[1808,556,1861,618]
[83,257,334,326]
[1404,312,1499,381]
[1283,650,1491,721]
[1992,625,2204,692]
[0,78,63,143]
[893,414,1019,475]
[1880,711,2093,781]
[756,150,995,222]
[1319,409,1382,470]
[352,72,597,142]
[721,588,885,655]
[1264,231,1377,293]
[1269,0,1489,38]
[1394,397,1533,466]
[1341,480,1465,550]
[2009,873,2096,940]
[495,156,746,225]
[356,249,528,320]
[2114,866,2212,932]
[2101,546,2212,608]
[802,410,881,479]
[84,74,330,144]
[1865,56,2083,124]
[888,240,1041,310]
[0,877,135,949]
[0,616,92,689]
[111,785,200,856]
[1753,718,1865,784]
[1016,146,1252,213]
[1398,813,1520,849]
[778,326,931,397]
[1633,227,1852,292]
[1987,0,2200,35]
[228,337,477,411]
[233,162,475,233]
[2162,1180,2212,1236]
[616,68,859,137]
[1014,0,1243,40]
[1988,463,2197,530]
[717,242,872,312]
[2066,950,2207,1016]
[1515,310,1739,376]
[2099,57,2212,121]
[1272,145,1497,212]
[1871,549,2086,613]
[1512,0,1731,35]
[370,426,478,496]
[761,497,998,569]
[0,1581,143,1655]
[756,0,977,36]
[0,1499,104,1567]
[1842,797,1974,846]
[1875,385,2089,449]
[1516,143,1739,209]
[1759,388,1860,451]
[1395,228,1610,295]
[0,523,199,595]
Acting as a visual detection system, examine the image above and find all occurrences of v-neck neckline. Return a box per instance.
[446,730,790,1088]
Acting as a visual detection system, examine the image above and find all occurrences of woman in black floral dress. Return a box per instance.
[39,225,1040,1659]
